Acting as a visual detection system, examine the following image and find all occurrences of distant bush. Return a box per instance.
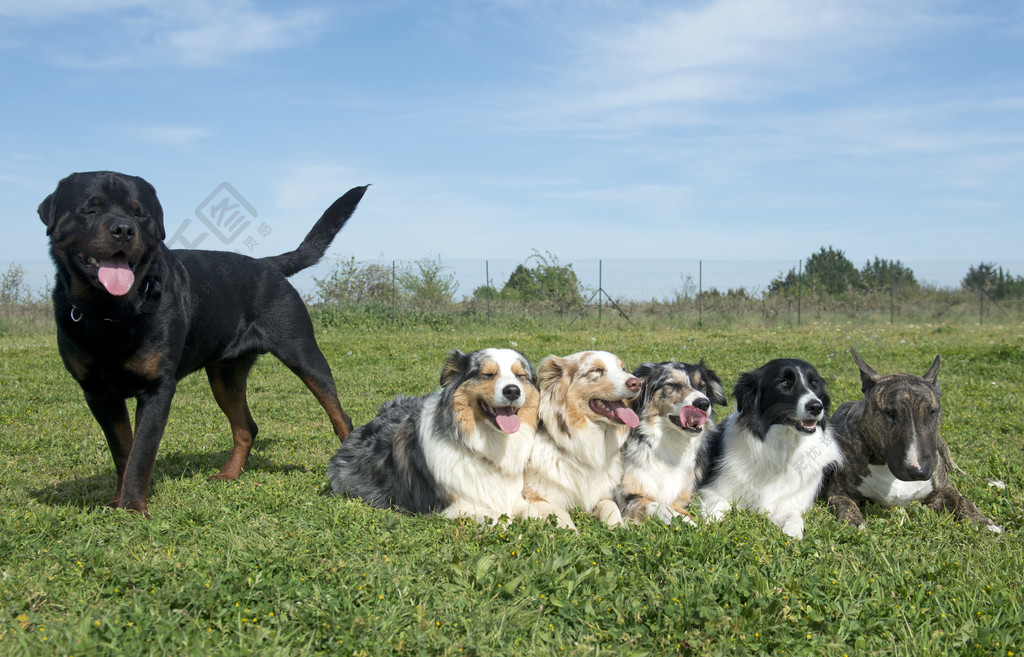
[313,256,393,304]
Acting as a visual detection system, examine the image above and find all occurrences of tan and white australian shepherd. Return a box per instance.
[524,351,642,529]
[327,348,548,524]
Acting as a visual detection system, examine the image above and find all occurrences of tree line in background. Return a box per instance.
[309,250,584,310]
[2,248,1022,328]
[765,246,1024,300]
[303,246,1024,308]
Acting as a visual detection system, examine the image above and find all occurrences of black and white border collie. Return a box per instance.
[698,358,842,539]
[327,348,543,524]
[616,361,726,526]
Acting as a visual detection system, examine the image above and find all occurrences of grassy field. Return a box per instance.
[0,320,1021,656]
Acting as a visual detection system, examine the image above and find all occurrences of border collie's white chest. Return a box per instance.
[857,464,934,506]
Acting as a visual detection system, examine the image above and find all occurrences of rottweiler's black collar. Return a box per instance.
[67,278,157,326]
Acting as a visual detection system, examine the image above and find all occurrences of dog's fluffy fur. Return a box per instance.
[699,358,842,539]
[327,348,548,524]
[616,360,726,525]
[524,351,642,528]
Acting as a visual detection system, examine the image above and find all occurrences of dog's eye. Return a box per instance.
[590,368,605,377]
[884,408,898,420]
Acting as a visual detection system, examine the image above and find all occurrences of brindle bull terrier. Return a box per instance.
[825,348,1002,533]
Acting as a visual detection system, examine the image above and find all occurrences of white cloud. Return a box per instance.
[165,3,328,66]
[502,0,959,133]
[3,0,331,67]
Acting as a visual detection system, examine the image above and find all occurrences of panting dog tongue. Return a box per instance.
[493,406,521,434]
[97,255,135,296]
[680,406,708,429]
[609,401,640,428]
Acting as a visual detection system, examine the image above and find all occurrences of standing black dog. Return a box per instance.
[39,171,367,516]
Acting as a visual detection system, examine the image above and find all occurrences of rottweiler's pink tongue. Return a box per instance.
[680,406,708,429]
[611,401,640,428]
[493,407,521,434]
[97,256,134,296]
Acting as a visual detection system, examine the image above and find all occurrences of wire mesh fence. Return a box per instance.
[3,256,1023,330]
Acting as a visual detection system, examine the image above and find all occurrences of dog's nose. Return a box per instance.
[693,397,711,412]
[805,399,823,416]
[904,463,930,480]
[625,376,641,393]
[502,384,521,401]
[109,221,137,242]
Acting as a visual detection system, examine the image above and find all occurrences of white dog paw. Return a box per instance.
[780,517,804,539]
[595,500,624,527]
[647,502,679,525]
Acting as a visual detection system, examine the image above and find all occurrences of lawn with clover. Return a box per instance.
[1,320,1021,656]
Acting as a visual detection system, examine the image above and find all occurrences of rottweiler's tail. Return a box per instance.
[262,184,369,277]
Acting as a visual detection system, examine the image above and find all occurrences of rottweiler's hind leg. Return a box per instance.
[272,339,353,442]
[206,355,260,481]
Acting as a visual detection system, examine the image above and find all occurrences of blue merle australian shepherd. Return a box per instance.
[615,360,726,526]
[327,348,548,524]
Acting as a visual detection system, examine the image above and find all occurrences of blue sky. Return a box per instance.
[2,0,1023,292]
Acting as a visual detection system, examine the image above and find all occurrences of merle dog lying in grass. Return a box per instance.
[825,348,1002,533]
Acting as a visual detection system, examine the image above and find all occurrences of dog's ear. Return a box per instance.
[536,355,568,393]
[38,191,57,236]
[924,354,941,395]
[699,361,728,408]
[515,351,537,385]
[440,350,470,387]
[632,362,655,380]
[630,363,658,410]
[136,176,166,240]
[732,369,759,414]
[851,348,879,394]
[733,367,768,438]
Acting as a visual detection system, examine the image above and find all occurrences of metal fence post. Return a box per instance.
[979,282,984,325]
[890,277,895,324]
[698,260,703,328]
[797,261,803,326]
[485,260,491,322]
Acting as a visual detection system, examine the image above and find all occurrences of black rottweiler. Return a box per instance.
[39,171,367,516]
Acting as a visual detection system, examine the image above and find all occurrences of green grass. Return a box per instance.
[1,321,1021,656]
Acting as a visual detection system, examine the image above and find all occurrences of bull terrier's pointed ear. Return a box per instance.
[924,355,941,389]
[440,350,469,387]
[850,348,879,394]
